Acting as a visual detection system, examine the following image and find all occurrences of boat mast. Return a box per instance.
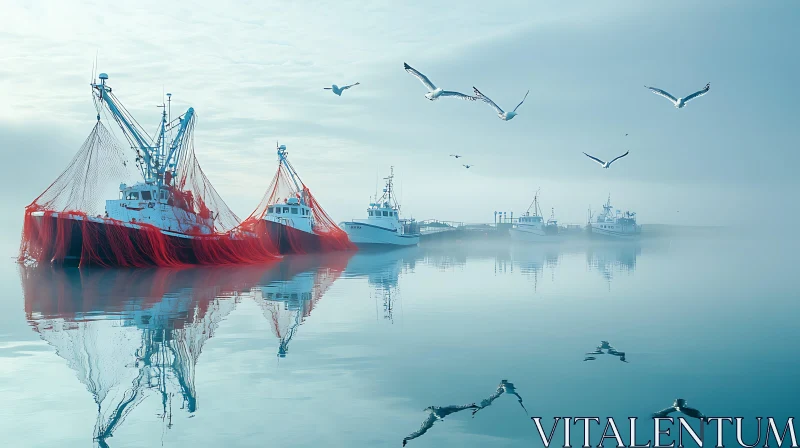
[381,166,399,211]
[276,142,307,205]
[525,188,541,217]
[91,73,194,188]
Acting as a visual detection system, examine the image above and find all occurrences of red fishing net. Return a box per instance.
[240,148,355,254]
[18,118,279,267]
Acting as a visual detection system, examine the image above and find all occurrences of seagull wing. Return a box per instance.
[439,90,477,101]
[323,87,332,90]
[404,63,436,91]
[607,151,629,166]
[473,86,505,114]
[341,82,360,90]
[652,407,677,418]
[583,152,606,166]
[645,86,678,104]
[682,83,710,103]
[512,90,529,112]
[403,412,437,445]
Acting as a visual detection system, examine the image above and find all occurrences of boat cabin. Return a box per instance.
[264,196,314,233]
[365,201,401,231]
[519,215,543,225]
[104,181,215,234]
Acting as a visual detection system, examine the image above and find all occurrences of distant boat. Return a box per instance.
[588,195,641,239]
[509,191,561,242]
[339,167,420,247]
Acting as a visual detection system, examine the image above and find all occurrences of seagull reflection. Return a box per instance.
[583,341,628,362]
[402,403,479,446]
[472,379,528,416]
[652,398,706,420]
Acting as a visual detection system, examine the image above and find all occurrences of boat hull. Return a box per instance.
[509,227,562,243]
[261,219,327,254]
[27,213,205,266]
[588,225,641,240]
[340,222,419,247]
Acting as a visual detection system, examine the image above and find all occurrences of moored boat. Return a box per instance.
[20,73,276,267]
[242,143,354,254]
[509,190,561,243]
[588,195,641,239]
[339,167,420,247]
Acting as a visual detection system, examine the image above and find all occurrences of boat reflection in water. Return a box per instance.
[20,251,353,447]
[586,241,642,285]
[251,252,353,357]
[22,265,266,447]
[343,246,419,322]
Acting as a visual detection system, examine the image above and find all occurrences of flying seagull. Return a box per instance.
[473,87,529,121]
[402,403,479,446]
[583,151,629,169]
[324,82,360,96]
[403,63,476,101]
[645,83,710,108]
[462,164,473,169]
[450,154,463,159]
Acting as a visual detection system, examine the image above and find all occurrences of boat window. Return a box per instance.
[126,192,139,200]
[389,211,394,217]
[283,207,290,213]
[268,207,274,213]
[160,190,168,200]
[291,207,298,214]
[141,191,152,201]
[382,211,388,217]
[368,211,373,216]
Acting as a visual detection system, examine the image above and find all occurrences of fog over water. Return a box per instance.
[1,1,798,447]
[1,231,797,447]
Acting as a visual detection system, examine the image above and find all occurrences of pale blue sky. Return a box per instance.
[1,0,798,246]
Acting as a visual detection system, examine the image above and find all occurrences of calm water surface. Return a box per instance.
[0,234,797,447]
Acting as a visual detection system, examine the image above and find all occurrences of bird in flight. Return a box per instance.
[473,87,528,121]
[403,63,476,101]
[583,151,629,169]
[324,82,360,96]
[462,164,473,169]
[644,83,710,108]
[450,154,463,159]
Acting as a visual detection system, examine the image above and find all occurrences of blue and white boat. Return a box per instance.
[340,168,420,247]
[588,195,641,239]
[509,191,561,242]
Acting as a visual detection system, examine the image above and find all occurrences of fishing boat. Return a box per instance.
[339,167,420,247]
[251,143,353,254]
[509,190,561,242]
[21,73,272,267]
[588,195,641,239]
